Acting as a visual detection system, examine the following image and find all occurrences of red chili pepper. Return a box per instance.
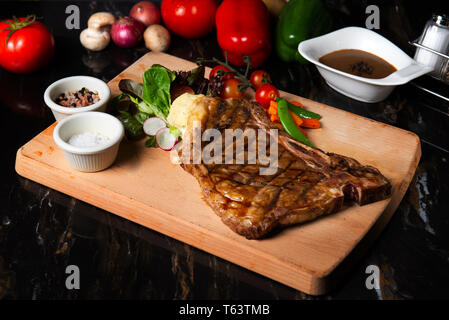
[215,0,271,68]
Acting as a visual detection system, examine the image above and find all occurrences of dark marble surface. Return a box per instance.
[1,0,448,300]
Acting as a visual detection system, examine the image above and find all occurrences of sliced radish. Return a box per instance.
[143,117,166,136]
[155,127,178,151]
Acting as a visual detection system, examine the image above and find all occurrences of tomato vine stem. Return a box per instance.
[2,14,37,44]
[197,54,256,92]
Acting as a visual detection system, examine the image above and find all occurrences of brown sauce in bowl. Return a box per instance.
[319,49,397,79]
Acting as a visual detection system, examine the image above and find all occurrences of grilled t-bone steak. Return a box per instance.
[180,97,391,239]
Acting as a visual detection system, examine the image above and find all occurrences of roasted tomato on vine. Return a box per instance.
[210,64,234,80]
[221,78,244,99]
[250,70,271,89]
[0,15,54,74]
[255,83,279,109]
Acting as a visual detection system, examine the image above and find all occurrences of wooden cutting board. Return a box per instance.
[15,52,421,295]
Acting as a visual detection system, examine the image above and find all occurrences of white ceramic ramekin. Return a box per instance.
[44,76,111,121]
[298,27,433,103]
[53,112,124,172]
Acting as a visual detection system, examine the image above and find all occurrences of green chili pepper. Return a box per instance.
[276,98,321,119]
[277,99,315,148]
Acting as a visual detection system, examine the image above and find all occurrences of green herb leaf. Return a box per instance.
[169,126,181,140]
[186,65,205,87]
[111,93,130,111]
[134,112,151,124]
[144,136,157,148]
[142,65,173,119]
[127,94,164,119]
[118,111,144,139]
[118,79,143,99]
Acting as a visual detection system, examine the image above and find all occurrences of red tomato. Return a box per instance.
[209,65,234,80]
[0,16,54,74]
[255,84,279,109]
[250,70,271,89]
[161,0,217,39]
[221,79,243,99]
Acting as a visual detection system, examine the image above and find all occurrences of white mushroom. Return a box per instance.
[80,12,115,51]
[87,12,115,31]
[80,28,111,51]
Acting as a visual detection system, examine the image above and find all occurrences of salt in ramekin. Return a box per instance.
[53,112,124,172]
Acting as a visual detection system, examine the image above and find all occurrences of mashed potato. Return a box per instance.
[167,93,204,135]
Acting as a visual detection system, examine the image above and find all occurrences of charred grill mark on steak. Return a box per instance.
[181,98,392,239]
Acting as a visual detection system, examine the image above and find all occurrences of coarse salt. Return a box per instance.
[68,132,110,148]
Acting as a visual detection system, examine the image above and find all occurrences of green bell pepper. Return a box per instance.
[275,0,331,63]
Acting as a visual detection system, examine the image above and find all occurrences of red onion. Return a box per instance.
[130,1,161,27]
[110,16,144,48]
